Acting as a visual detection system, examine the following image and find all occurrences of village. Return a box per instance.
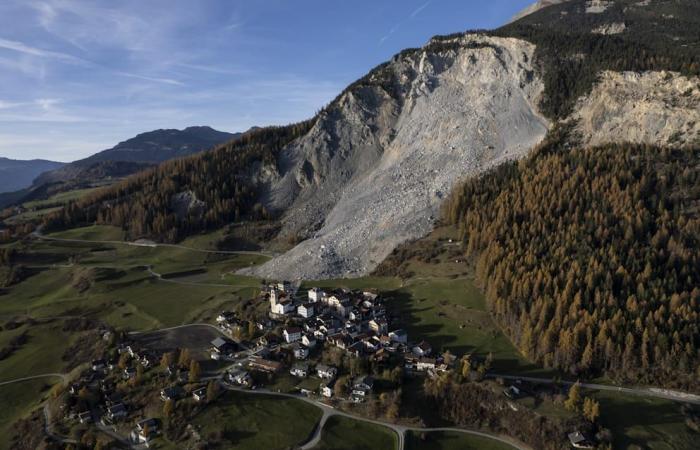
[42,281,492,448]
[42,281,597,449]
[218,282,459,399]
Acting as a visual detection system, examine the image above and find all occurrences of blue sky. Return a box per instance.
[0,0,531,162]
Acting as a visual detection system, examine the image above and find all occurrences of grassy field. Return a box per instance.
[23,187,102,210]
[303,274,536,374]
[47,224,126,241]
[592,391,699,450]
[395,277,538,373]
[0,225,268,330]
[192,390,322,450]
[314,416,397,450]
[405,430,515,450]
[0,321,78,381]
[0,378,51,450]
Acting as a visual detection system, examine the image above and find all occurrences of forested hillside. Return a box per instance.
[444,131,700,389]
[42,122,314,241]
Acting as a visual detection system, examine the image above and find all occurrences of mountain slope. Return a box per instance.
[39,0,700,282]
[34,126,237,186]
[251,35,549,279]
[0,158,65,194]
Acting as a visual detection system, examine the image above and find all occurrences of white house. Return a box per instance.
[283,327,303,343]
[369,318,388,334]
[293,344,310,360]
[298,302,315,319]
[132,418,158,444]
[328,294,348,309]
[412,341,432,357]
[272,300,295,316]
[91,359,106,372]
[321,378,336,398]
[389,329,408,344]
[302,334,317,348]
[192,387,207,402]
[290,363,308,378]
[227,370,252,386]
[348,309,360,321]
[416,357,437,372]
[316,364,337,379]
[216,311,235,324]
[308,287,325,303]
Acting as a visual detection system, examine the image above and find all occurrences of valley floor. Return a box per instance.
[0,225,697,449]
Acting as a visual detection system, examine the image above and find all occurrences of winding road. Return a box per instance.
[144,265,259,289]
[489,374,700,406]
[43,404,78,445]
[6,321,700,449]
[127,322,227,336]
[32,232,274,258]
[0,373,66,387]
[221,385,530,450]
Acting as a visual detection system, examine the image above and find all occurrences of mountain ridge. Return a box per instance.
[34,125,238,186]
[0,157,65,194]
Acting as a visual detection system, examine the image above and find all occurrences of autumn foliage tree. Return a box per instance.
[445,139,700,390]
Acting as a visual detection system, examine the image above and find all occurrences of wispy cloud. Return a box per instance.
[30,1,58,29]
[379,25,399,45]
[224,21,244,31]
[0,100,24,109]
[177,63,247,76]
[0,37,80,62]
[35,98,61,111]
[117,71,184,86]
[410,1,432,18]
[379,1,431,45]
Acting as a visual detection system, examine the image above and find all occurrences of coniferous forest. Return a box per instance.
[444,133,700,390]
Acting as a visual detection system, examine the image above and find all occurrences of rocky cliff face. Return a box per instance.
[246,35,549,280]
[571,71,700,147]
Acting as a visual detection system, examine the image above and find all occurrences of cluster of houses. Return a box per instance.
[211,282,462,403]
[269,284,457,376]
[66,357,162,446]
[61,334,223,447]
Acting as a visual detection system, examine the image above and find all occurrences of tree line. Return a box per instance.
[444,135,700,390]
[423,374,594,450]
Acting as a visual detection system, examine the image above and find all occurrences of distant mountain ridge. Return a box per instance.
[35,126,238,186]
[0,157,65,194]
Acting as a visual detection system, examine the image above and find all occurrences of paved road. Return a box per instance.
[299,407,333,449]
[95,419,136,449]
[0,373,66,386]
[221,385,529,450]
[489,374,700,406]
[144,265,258,289]
[43,404,78,445]
[33,232,274,258]
[128,322,227,336]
